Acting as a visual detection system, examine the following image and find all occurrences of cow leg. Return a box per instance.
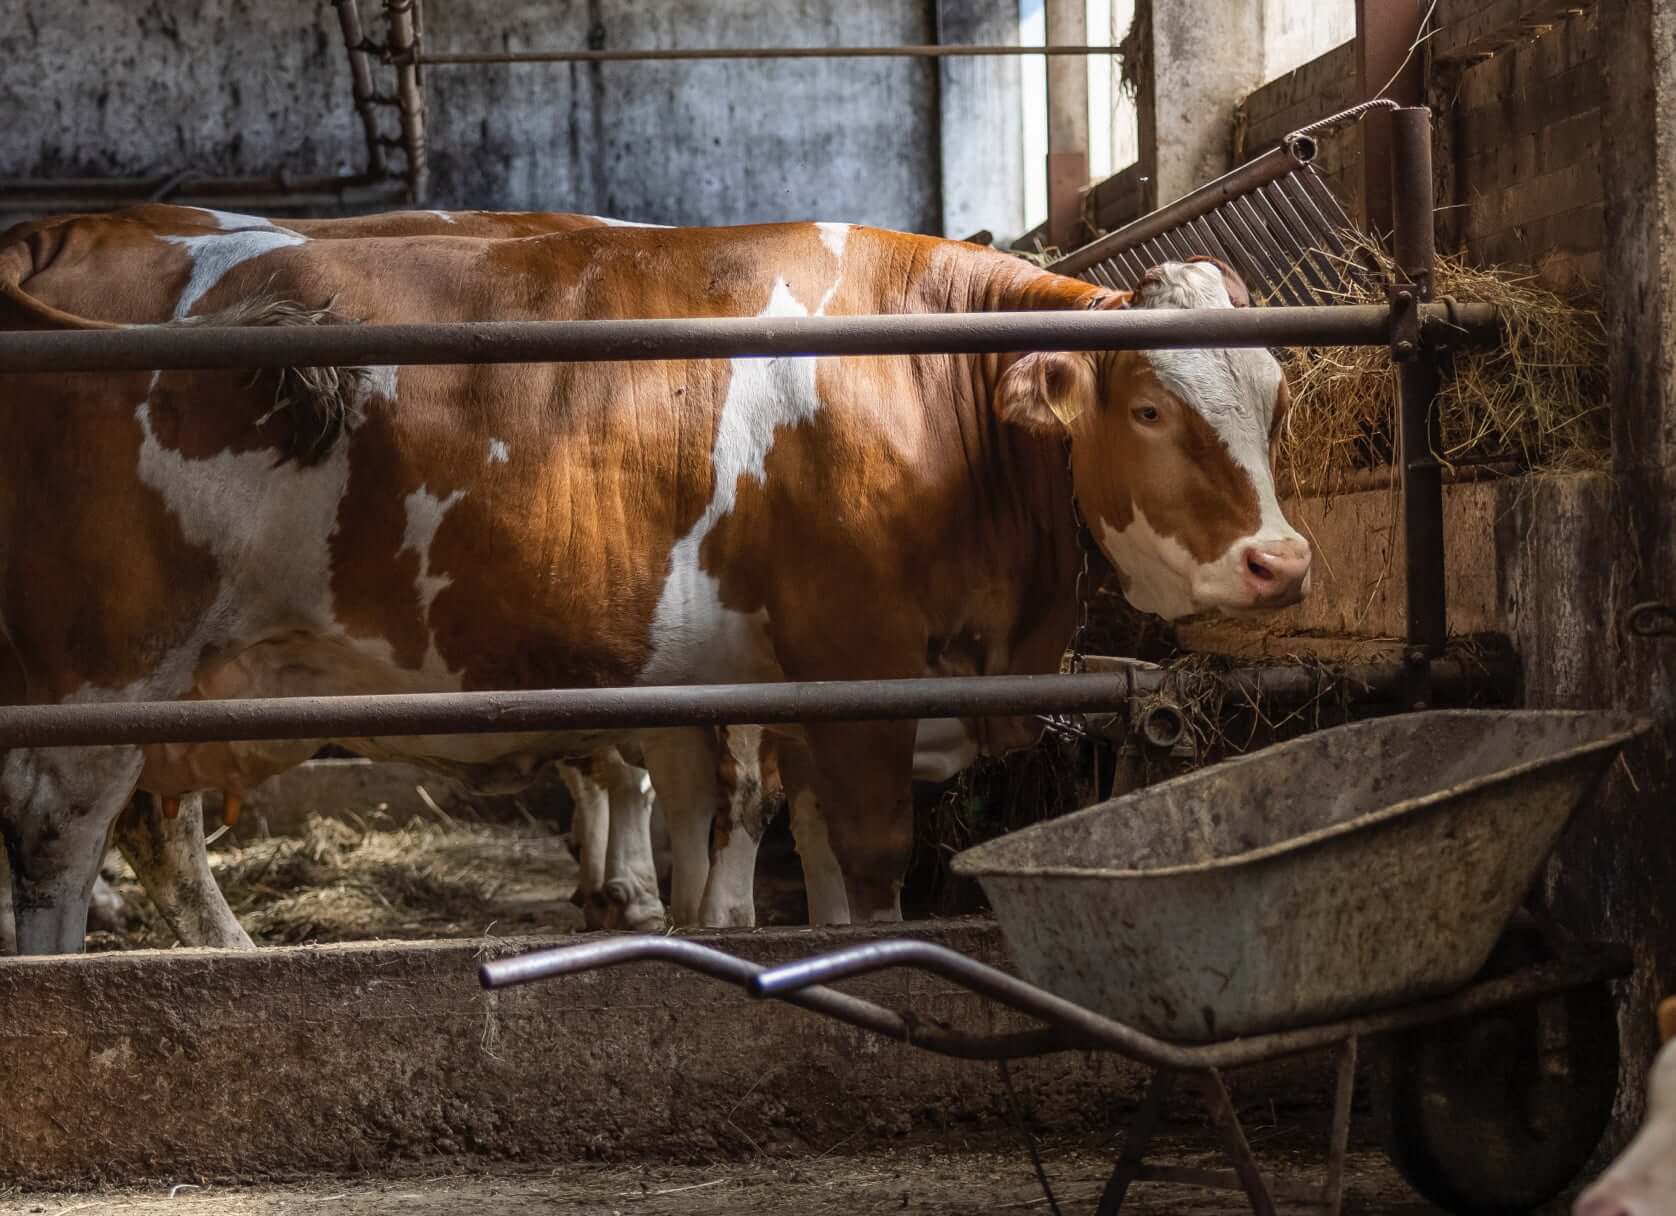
[637,727,721,927]
[801,722,916,923]
[87,872,128,934]
[598,749,664,932]
[558,758,611,925]
[1,745,143,954]
[112,792,253,949]
[776,738,850,924]
[698,726,772,928]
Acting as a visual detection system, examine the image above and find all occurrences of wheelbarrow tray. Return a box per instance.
[952,709,1646,1041]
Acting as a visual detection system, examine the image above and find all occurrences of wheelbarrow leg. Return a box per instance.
[1095,1068,1177,1215]
[1194,1069,1278,1216]
[1322,1037,1358,1216]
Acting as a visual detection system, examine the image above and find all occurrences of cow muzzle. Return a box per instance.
[1238,538,1312,607]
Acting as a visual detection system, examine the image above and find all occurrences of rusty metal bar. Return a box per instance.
[0,176,406,216]
[335,0,388,178]
[0,656,1509,751]
[418,44,1124,65]
[1391,107,1447,663]
[384,0,429,201]
[0,302,1500,375]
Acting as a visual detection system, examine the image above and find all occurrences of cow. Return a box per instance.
[0,215,1308,953]
[0,206,1123,941]
[1573,997,1676,1216]
[0,204,721,946]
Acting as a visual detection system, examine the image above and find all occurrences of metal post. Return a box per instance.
[334,0,388,179]
[384,0,429,202]
[1390,107,1447,683]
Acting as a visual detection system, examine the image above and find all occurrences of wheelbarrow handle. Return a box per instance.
[478,935,1078,1061]
[480,935,760,991]
[749,938,1197,1069]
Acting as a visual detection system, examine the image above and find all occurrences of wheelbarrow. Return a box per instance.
[482,709,1647,1215]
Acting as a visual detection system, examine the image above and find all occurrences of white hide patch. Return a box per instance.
[594,215,670,228]
[486,438,511,464]
[639,275,835,684]
[424,210,460,224]
[192,208,302,236]
[400,486,466,672]
[816,222,850,259]
[163,228,308,318]
[1098,510,1200,621]
[134,380,352,632]
[911,718,979,783]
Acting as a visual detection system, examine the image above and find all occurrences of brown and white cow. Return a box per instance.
[0,204,713,945]
[0,215,1307,952]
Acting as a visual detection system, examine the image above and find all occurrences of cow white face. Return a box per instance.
[995,259,1311,621]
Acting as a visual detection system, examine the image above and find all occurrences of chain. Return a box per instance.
[1040,443,1098,743]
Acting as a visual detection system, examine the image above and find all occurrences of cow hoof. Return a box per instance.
[87,876,129,933]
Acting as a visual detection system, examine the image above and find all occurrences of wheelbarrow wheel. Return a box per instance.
[1375,922,1621,1214]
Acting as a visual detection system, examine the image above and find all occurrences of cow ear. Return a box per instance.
[1270,372,1293,444]
[1093,290,1134,311]
[1184,254,1251,307]
[997,351,1097,433]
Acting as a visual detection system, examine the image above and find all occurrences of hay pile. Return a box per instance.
[91,815,583,949]
[1271,239,1608,498]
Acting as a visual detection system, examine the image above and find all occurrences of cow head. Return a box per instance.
[997,258,1310,620]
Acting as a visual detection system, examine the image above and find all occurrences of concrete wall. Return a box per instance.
[0,0,1030,237]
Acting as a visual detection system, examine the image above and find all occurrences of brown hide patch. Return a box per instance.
[1,371,221,702]
[1076,352,1260,564]
[5,212,196,323]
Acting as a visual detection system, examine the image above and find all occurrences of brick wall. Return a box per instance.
[1436,0,1604,291]
[1237,39,1363,220]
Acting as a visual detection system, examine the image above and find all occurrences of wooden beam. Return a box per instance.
[1046,0,1090,249]
[1356,0,1427,236]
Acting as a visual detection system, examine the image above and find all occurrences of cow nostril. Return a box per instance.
[1246,555,1275,581]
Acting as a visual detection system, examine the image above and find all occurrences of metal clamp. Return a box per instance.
[1388,281,1425,362]
[1624,601,1676,639]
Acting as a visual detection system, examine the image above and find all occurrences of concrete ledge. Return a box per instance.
[0,921,1335,1187]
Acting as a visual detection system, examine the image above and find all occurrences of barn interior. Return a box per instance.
[2,2,1674,1213]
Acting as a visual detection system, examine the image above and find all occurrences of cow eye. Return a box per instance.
[1132,405,1161,424]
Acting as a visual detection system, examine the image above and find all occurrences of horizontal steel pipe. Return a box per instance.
[419,45,1123,65]
[0,675,1136,749]
[0,303,1498,374]
[0,658,1508,750]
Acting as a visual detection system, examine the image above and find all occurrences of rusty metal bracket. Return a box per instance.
[1624,601,1676,639]
[1388,281,1425,362]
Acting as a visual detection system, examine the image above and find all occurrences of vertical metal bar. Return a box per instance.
[385,0,430,201]
[334,0,388,178]
[1193,1070,1279,1216]
[1391,106,1447,667]
[1322,1037,1358,1216]
[1232,195,1309,306]
[1261,183,1343,298]
[1096,1069,1177,1215]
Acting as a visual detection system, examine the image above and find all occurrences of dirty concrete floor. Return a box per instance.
[0,1142,1445,1215]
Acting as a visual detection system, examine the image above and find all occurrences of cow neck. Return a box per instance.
[947,259,1113,663]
